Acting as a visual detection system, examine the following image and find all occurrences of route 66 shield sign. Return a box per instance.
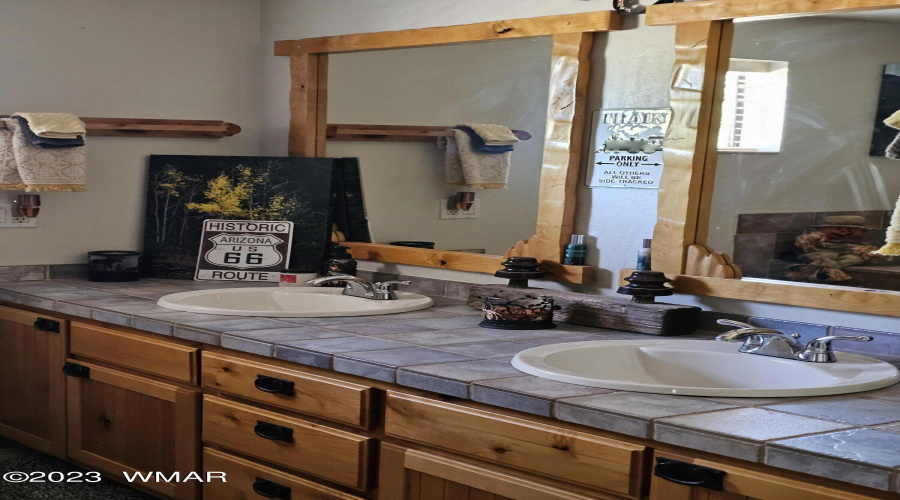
[195,220,294,282]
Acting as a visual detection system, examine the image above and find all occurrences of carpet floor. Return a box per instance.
[0,440,152,500]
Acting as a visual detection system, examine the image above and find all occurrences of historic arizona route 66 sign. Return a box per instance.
[195,220,294,282]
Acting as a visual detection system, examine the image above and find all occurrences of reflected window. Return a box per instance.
[718,59,789,153]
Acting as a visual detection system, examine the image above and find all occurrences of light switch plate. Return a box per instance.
[0,204,37,227]
[440,199,480,219]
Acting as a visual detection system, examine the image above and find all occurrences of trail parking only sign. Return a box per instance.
[195,220,294,282]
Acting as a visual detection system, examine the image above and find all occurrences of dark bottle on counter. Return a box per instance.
[321,245,357,287]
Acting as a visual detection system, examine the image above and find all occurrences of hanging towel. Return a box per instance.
[886,110,900,131]
[4,118,86,192]
[0,129,25,189]
[12,112,86,139]
[453,126,514,154]
[445,128,510,190]
[14,117,84,149]
[463,123,520,146]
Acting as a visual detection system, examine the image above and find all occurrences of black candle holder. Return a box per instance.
[480,296,556,330]
[494,257,545,288]
[617,270,673,304]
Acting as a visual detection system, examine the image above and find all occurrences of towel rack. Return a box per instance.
[0,116,241,138]
[326,124,531,143]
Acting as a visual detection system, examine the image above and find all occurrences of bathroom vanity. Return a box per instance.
[0,279,896,500]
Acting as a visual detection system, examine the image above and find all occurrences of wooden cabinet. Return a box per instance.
[378,443,612,500]
[203,447,364,500]
[385,391,648,498]
[0,306,67,457]
[649,452,884,500]
[64,359,200,499]
[201,351,375,428]
[202,395,375,491]
[70,322,200,384]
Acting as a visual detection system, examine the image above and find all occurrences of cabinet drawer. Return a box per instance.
[203,448,364,500]
[202,395,374,491]
[70,322,199,384]
[201,351,374,428]
[385,392,647,498]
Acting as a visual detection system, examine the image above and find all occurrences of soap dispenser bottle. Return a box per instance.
[322,245,357,286]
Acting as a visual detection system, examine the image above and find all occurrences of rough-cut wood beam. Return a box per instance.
[288,52,321,157]
[344,242,591,284]
[646,0,900,26]
[275,12,622,56]
[652,21,732,274]
[506,32,593,268]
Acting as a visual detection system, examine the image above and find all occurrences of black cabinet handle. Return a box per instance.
[252,477,291,499]
[34,318,60,333]
[254,375,295,396]
[62,362,90,379]
[654,457,725,491]
[254,420,293,443]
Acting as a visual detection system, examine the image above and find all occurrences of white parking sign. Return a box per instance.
[195,220,294,282]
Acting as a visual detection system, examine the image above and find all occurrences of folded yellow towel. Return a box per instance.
[463,123,519,146]
[12,112,86,138]
[4,118,86,192]
[885,110,900,131]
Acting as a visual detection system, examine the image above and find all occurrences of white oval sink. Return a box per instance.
[512,339,900,397]
[157,287,433,317]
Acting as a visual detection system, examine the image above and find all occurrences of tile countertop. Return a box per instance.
[2,279,900,492]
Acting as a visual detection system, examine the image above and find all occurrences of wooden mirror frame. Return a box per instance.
[274,12,624,284]
[643,0,900,316]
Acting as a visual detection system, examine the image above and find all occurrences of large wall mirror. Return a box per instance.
[326,38,552,256]
[709,12,900,292]
[647,1,900,315]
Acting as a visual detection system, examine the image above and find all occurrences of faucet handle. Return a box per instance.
[716,319,757,329]
[800,335,873,363]
[373,280,410,300]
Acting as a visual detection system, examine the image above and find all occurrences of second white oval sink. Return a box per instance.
[512,339,900,397]
[158,287,433,317]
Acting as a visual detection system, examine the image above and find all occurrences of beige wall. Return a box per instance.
[0,0,261,266]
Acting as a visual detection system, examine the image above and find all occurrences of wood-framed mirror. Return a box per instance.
[645,0,900,316]
[274,12,624,283]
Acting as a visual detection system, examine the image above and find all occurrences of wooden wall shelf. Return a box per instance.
[326,124,530,143]
[0,116,241,139]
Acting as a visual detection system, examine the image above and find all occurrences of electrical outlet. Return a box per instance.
[0,204,37,228]
[440,199,480,219]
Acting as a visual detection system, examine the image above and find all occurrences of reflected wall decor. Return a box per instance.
[871,64,900,158]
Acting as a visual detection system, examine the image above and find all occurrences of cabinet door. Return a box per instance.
[65,359,200,499]
[378,443,608,500]
[0,306,67,457]
[649,452,883,500]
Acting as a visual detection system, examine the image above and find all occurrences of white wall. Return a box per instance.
[326,40,551,254]
[0,0,261,265]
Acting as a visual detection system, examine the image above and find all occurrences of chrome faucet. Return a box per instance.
[305,274,410,300]
[714,319,872,363]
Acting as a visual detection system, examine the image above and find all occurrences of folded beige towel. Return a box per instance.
[445,129,509,190]
[0,129,25,189]
[12,112,86,138]
[4,118,86,191]
[886,110,900,131]
[463,123,520,146]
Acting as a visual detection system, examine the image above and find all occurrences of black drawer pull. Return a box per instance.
[252,477,291,499]
[654,457,725,491]
[34,318,60,333]
[62,362,90,379]
[254,375,295,396]
[254,420,293,443]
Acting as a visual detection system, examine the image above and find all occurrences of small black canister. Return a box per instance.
[87,251,141,282]
[320,245,358,287]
